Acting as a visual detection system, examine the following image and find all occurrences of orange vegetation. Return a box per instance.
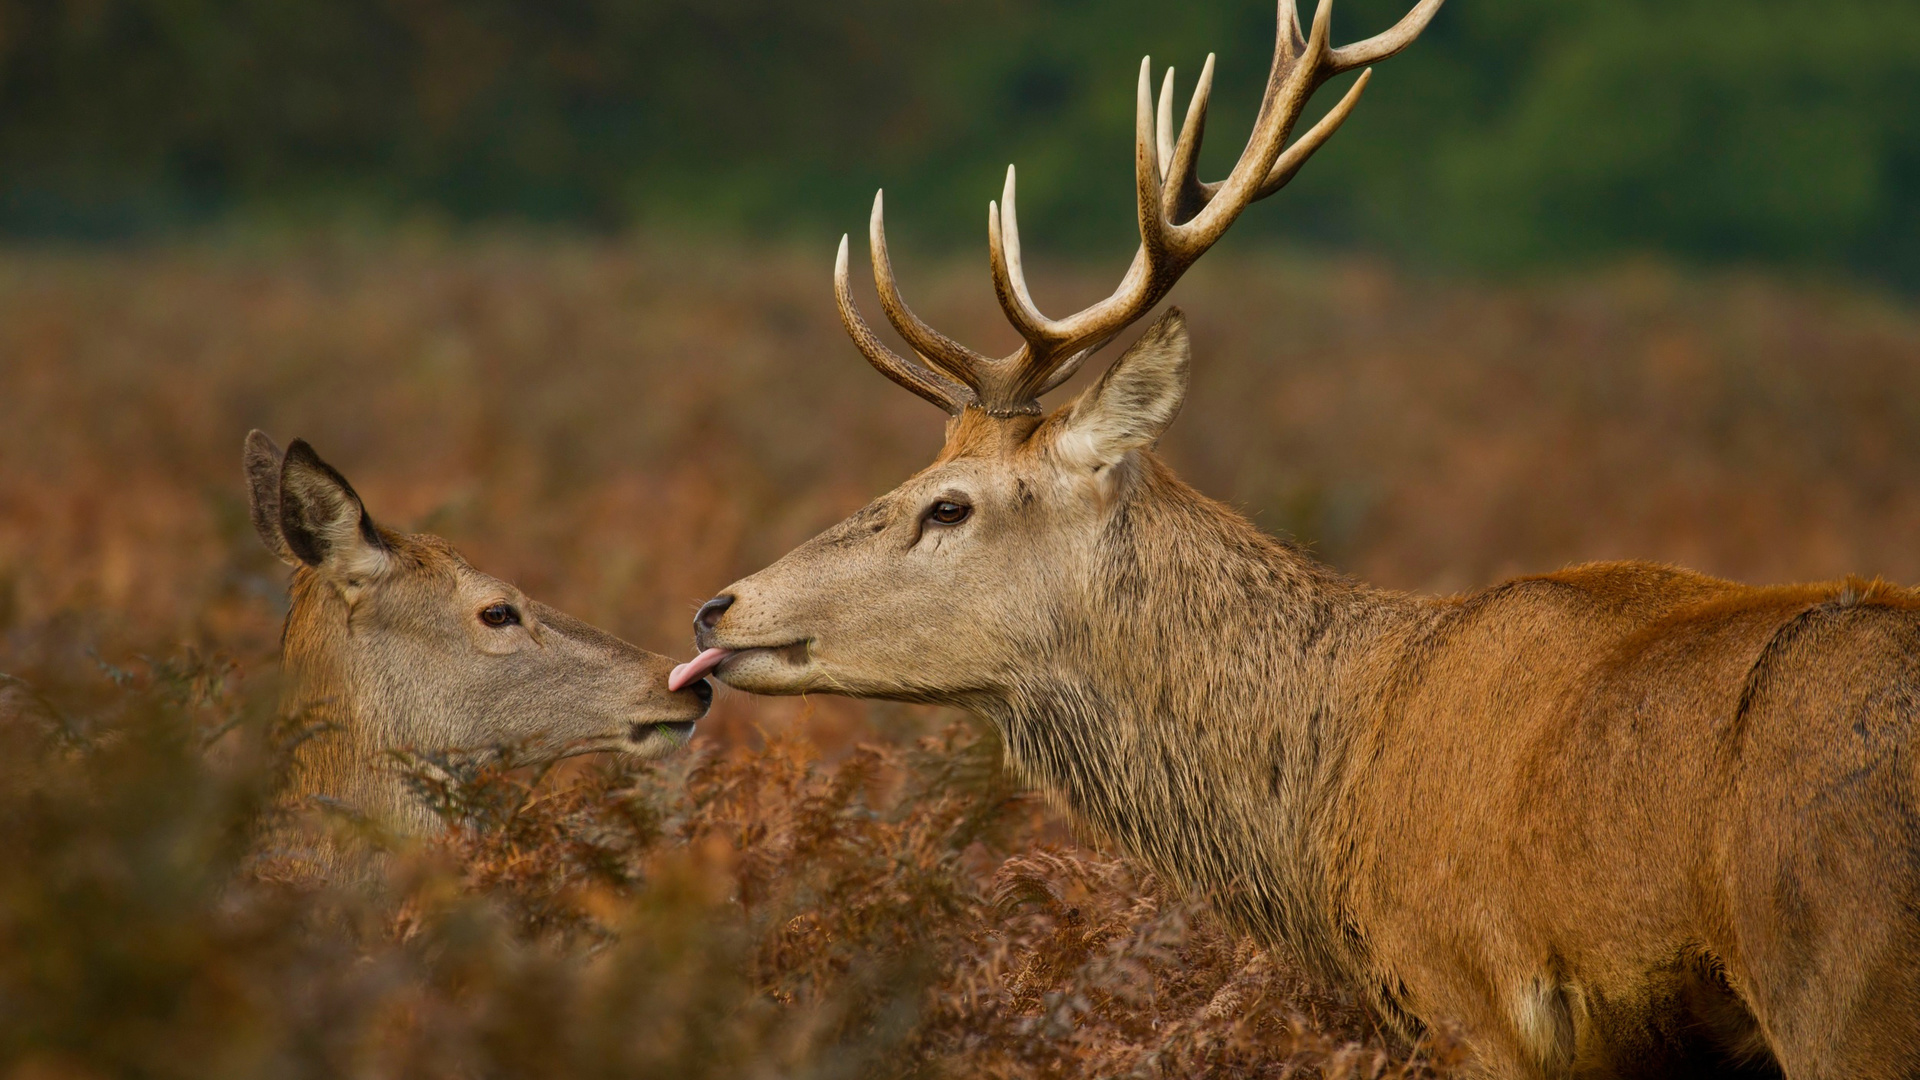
[1,237,1917,1075]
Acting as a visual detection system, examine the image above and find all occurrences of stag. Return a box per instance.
[671,1,1920,1076]
[245,432,709,862]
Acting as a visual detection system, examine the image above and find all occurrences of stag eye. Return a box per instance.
[927,500,971,526]
[479,602,520,628]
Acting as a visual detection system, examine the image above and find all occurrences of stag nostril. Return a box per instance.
[689,679,713,706]
[695,595,734,634]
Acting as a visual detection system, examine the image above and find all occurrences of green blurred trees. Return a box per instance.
[0,0,1915,277]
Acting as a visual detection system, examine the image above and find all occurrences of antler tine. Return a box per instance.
[987,167,1055,350]
[1252,67,1371,199]
[834,235,973,414]
[1155,66,1177,179]
[1162,53,1215,224]
[1277,0,1305,59]
[1257,0,1307,139]
[1174,0,1329,250]
[1307,0,1335,59]
[867,190,992,387]
[1133,54,1173,269]
[1326,0,1446,76]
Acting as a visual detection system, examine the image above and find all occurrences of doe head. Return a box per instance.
[246,430,709,762]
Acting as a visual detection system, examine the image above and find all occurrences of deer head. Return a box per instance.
[675,0,1443,701]
[246,431,708,831]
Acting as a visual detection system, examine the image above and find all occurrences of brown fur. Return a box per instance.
[245,432,708,858]
[695,314,1920,1078]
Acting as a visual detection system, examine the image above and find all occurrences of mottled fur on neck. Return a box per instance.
[984,454,1422,985]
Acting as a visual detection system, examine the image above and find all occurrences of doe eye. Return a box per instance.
[479,602,520,628]
[928,500,971,526]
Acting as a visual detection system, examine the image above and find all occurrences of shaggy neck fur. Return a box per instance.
[983,454,1428,986]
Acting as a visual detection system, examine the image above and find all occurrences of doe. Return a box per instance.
[245,430,709,850]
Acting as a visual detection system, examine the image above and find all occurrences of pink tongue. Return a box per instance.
[669,647,734,692]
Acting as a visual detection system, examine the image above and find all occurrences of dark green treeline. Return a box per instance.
[2,0,1916,277]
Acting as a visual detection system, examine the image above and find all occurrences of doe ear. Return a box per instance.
[1056,308,1191,473]
[243,430,299,566]
[277,439,390,580]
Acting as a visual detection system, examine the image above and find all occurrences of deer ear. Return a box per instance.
[277,439,389,580]
[243,430,299,566]
[1055,308,1190,473]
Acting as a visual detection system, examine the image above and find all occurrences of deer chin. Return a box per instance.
[705,641,816,695]
[624,719,698,758]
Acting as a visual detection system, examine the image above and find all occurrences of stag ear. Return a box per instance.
[1055,308,1190,473]
[277,439,389,581]
[243,430,300,566]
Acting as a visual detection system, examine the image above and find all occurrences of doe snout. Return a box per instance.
[685,677,713,708]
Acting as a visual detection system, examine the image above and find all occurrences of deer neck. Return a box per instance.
[984,456,1418,978]
[276,572,439,839]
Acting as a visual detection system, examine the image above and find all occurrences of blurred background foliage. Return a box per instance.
[2,4,1919,1070]
[1,0,1917,281]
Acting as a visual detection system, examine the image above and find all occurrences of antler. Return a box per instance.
[837,0,1444,416]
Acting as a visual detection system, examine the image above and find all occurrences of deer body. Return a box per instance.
[246,432,709,857]
[670,0,1920,1072]
[704,407,1920,1077]
[980,454,1920,1075]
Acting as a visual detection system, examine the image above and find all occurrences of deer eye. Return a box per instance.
[479,602,521,628]
[927,500,971,526]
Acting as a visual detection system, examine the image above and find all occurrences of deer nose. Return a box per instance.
[688,678,713,707]
[695,595,734,634]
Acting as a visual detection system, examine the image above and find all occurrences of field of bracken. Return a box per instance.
[3,235,1919,1077]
